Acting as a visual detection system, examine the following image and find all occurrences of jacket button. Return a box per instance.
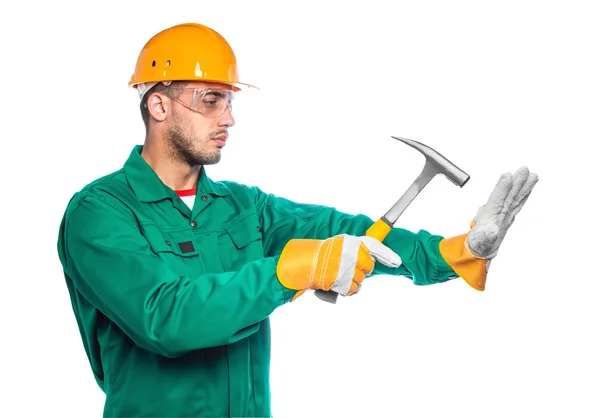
[201,195,208,201]
[256,226,262,232]
[165,240,171,246]
[191,221,198,228]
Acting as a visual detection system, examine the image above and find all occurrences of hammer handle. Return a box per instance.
[313,219,392,303]
[365,218,393,241]
[313,168,432,305]
[314,165,437,304]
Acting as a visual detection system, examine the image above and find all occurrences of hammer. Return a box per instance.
[314,136,471,304]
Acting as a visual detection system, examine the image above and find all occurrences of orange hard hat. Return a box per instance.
[129,23,257,96]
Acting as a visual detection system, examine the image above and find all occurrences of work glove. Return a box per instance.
[277,234,402,300]
[440,166,539,291]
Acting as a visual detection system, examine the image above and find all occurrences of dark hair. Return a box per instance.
[139,81,185,133]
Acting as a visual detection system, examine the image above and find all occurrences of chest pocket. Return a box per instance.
[143,224,199,257]
[141,223,205,277]
[218,214,264,271]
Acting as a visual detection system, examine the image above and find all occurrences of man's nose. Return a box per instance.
[218,106,235,127]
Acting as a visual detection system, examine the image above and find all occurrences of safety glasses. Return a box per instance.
[165,87,234,118]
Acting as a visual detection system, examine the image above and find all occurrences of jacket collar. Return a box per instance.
[123,145,230,203]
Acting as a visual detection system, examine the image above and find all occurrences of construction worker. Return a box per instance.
[56,22,538,417]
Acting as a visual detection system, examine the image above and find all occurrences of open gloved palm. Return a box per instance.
[440,166,538,291]
[467,166,539,259]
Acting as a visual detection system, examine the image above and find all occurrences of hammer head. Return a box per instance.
[392,136,470,187]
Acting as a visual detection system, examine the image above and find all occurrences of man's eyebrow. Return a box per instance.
[204,91,227,98]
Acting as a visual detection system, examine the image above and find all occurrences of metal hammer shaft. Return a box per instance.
[314,136,470,304]
[381,137,470,228]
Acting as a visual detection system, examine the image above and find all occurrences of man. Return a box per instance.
[56,22,538,417]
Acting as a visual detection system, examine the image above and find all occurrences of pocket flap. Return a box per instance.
[143,224,198,257]
[225,220,263,249]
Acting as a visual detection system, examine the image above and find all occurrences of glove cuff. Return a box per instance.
[276,239,327,291]
[439,233,489,291]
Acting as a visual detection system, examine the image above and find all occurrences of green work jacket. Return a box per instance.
[56,145,458,417]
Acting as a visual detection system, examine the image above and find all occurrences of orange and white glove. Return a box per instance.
[276,234,401,300]
[440,166,539,291]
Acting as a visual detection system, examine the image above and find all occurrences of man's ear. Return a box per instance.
[147,93,169,122]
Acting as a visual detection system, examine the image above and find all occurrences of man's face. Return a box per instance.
[164,81,236,167]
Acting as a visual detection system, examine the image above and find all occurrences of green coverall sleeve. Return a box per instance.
[60,195,296,359]
[248,186,458,286]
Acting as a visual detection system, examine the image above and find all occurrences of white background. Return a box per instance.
[2,0,599,417]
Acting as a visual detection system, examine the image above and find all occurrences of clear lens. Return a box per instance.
[187,89,234,118]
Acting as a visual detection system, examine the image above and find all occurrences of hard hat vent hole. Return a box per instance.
[166,60,171,66]
[152,60,156,67]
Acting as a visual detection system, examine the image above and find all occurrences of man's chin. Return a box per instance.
[198,153,221,166]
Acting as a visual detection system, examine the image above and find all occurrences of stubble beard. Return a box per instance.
[166,112,221,167]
